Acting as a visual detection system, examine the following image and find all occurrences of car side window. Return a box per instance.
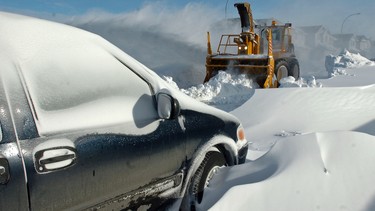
[21,41,157,135]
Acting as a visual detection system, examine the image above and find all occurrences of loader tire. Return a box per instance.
[288,59,300,80]
[275,61,289,82]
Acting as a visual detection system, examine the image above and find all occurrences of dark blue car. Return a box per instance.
[0,12,248,210]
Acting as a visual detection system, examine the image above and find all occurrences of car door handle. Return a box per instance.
[35,147,77,173]
[39,152,75,165]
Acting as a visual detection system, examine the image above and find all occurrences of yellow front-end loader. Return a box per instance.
[205,2,300,88]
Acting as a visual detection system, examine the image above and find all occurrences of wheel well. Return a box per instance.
[214,144,237,166]
[179,143,237,209]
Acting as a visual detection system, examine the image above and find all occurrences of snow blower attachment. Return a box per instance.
[205,2,300,88]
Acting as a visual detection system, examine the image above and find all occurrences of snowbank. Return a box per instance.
[321,50,375,87]
[164,71,325,112]
[325,50,375,76]
[180,71,257,111]
[279,76,322,88]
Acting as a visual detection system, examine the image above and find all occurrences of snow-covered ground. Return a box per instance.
[180,51,375,210]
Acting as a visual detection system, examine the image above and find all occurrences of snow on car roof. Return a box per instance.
[0,11,160,86]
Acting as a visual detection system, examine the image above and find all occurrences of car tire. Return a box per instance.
[187,151,226,210]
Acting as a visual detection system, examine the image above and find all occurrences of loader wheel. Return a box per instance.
[288,60,300,80]
[275,61,289,82]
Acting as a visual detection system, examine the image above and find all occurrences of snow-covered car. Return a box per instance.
[0,12,248,210]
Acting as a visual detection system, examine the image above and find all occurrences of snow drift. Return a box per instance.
[196,49,375,210]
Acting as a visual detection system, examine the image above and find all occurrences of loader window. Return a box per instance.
[272,28,282,49]
[272,28,281,42]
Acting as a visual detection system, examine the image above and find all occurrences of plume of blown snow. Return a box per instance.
[63,2,225,88]
[67,2,221,49]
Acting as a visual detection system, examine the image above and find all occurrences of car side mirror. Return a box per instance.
[157,93,180,120]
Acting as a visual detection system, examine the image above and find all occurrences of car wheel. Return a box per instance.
[188,151,226,209]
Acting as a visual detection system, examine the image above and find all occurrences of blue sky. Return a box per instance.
[0,0,374,37]
[0,0,229,14]
[0,0,311,17]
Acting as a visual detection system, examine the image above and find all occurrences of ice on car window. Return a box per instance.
[20,38,157,135]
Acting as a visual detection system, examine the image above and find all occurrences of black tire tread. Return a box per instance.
[191,151,226,204]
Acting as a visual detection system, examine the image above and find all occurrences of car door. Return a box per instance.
[16,42,187,210]
[0,78,29,211]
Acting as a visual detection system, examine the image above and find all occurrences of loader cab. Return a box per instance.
[257,22,294,58]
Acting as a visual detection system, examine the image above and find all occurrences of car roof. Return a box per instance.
[0,11,162,89]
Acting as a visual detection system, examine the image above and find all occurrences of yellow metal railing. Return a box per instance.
[217,34,241,54]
